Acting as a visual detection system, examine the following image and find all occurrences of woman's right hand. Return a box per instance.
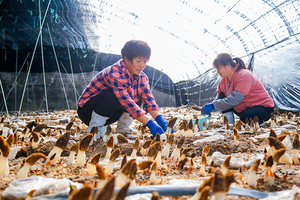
[201,103,214,115]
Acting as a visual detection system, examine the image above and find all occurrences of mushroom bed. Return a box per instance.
[1,106,300,200]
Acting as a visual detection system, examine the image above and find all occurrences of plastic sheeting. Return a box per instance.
[1,0,300,111]
[253,38,300,112]
[1,0,300,82]
[175,68,220,106]
[2,176,82,200]
[0,70,175,111]
[175,38,300,112]
[0,0,176,112]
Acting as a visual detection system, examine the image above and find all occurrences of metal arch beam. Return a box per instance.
[262,0,294,36]
[223,0,299,58]
[203,2,253,57]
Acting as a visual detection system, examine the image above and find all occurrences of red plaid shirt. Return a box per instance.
[78,59,159,119]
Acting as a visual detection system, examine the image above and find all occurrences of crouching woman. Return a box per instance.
[201,53,274,125]
[77,40,168,137]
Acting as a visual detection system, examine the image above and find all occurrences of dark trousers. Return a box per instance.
[218,92,274,124]
[77,89,141,126]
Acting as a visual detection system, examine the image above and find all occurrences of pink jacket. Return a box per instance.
[217,68,274,113]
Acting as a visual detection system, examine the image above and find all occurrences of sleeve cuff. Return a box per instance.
[130,108,146,119]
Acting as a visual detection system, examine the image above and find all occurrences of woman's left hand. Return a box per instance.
[155,115,168,132]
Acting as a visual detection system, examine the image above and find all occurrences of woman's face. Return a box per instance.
[124,56,148,76]
[214,64,233,79]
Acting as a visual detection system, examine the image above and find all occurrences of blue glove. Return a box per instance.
[201,103,214,115]
[146,119,164,136]
[155,115,168,132]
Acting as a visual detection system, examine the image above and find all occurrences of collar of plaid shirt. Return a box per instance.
[119,59,140,82]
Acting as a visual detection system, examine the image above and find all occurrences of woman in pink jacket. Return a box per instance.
[201,53,274,125]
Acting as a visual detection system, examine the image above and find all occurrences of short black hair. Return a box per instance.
[121,40,151,61]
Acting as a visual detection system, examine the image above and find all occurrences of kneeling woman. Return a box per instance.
[201,53,274,125]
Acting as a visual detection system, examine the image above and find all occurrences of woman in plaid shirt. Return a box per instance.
[77,40,168,137]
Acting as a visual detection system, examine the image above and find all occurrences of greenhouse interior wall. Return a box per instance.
[0,71,176,112]
[1,0,300,113]
[174,37,300,112]
[1,37,300,112]
[0,44,176,112]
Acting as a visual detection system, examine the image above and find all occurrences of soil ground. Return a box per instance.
[0,108,300,200]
